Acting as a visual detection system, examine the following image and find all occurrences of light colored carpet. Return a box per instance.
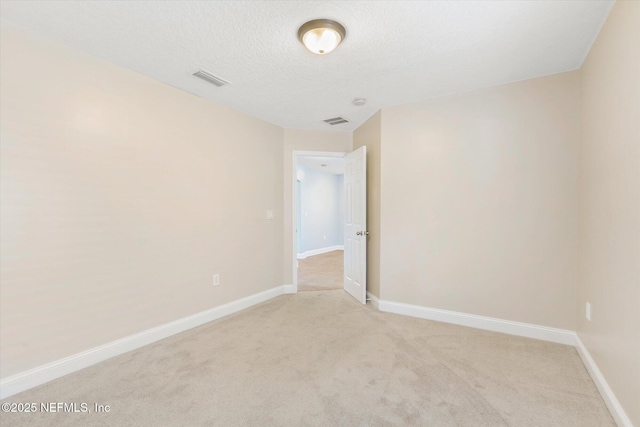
[297,250,343,292]
[1,290,614,426]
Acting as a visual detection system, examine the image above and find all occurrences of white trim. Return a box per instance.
[366,292,380,310]
[575,335,632,427]
[0,285,288,400]
[376,299,576,346]
[365,298,632,425]
[297,245,344,259]
[2,288,631,426]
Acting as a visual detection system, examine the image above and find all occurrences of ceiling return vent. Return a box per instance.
[323,116,349,126]
[192,69,231,87]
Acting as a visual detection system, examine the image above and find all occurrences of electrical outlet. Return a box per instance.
[213,274,220,287]
[266,210,274,220]
[586,302,591,321]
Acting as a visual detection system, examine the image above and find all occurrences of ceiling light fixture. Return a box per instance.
[352,98,367,106]
[298,19,346,55]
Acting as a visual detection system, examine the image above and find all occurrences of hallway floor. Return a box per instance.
[297,250,343,292]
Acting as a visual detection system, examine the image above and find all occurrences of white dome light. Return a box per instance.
[298,19,346,55]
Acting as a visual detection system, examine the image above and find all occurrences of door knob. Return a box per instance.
[356,231,362,236]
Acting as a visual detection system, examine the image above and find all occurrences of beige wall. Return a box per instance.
[0,24,284,377]
[380,72,580,330]
[578,1,640,425]
[353,112,382,298]
[282,128,352,286]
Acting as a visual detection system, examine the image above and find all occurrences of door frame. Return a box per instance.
[291,150,348,293]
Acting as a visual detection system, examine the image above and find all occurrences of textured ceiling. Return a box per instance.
[0,1,613,131]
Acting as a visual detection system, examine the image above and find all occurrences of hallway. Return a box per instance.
[297,250,343,292]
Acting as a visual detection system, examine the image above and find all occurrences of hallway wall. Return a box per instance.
[297,166,344,254]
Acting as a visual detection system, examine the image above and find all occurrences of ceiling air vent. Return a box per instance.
[192,69,230,87]
[323,116,349,126]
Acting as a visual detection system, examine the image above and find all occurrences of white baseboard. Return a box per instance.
[575,335,632,427]
[376,299,576,346]
[0,285,288,400]
[371,298,633,425]
[3,288,631,427]
[366,291,380,309]
[297,245,344,259]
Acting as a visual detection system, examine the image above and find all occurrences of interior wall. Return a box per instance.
[0,24,284,378]
[578,1,640,424]
[297,166,343,253]
[379,72,580,330]
[282,129,352,285]
[352,111,382,298]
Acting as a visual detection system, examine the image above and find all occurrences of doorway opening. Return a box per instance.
[294,153,345,292]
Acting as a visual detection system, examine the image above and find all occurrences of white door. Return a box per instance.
[344,146,367,304]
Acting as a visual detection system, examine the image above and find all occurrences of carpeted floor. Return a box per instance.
[1,290,614,427]
[297,250,343,292]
